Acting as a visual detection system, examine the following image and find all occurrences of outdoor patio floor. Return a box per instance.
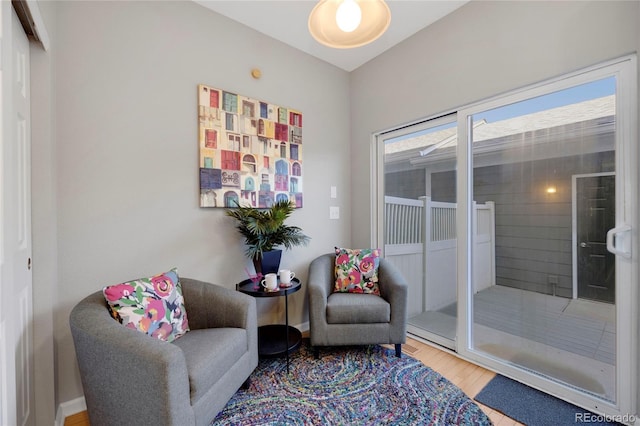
[408,285,616,401]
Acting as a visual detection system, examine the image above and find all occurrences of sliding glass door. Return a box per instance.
[379,115,458,349]
[457,58,636,417]
[375,56,636,419]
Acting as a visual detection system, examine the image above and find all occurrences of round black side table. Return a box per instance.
[236,277,302,373]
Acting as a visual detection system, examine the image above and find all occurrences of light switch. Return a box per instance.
[330,186,337,199]
[329,206,340,219]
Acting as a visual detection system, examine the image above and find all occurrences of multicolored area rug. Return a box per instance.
[211,341,491,425]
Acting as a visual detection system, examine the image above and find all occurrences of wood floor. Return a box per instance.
[64,336,522,426]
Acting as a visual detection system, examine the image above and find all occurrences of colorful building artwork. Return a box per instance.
[198,84,304,208]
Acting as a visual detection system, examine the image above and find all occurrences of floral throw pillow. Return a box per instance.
[102,268,190,342]
[334,247,381,295]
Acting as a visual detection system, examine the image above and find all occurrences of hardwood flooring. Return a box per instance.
[64,410,89,426]
[64,336,522,426]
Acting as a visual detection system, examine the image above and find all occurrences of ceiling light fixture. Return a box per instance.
[308,0,391,49]
[336,0,361,32]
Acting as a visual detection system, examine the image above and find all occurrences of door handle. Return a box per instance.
[580,242,588,248]
[606,225,631,259]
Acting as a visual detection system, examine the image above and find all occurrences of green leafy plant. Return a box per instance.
[226,200,310,262]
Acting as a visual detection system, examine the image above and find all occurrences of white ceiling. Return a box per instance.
[194,1,469,72]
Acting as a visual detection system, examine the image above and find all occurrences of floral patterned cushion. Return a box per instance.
[334,247,381,295]
[102,268,190,342]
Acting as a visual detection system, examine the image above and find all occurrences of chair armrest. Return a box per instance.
[181,278,257,331]
[308,254,336,345]
[308,253,335,311]
[378,258,409,340]
[69,291,194,425]
[181,278,257,359]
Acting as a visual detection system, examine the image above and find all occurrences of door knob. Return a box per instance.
[580,242,588,248]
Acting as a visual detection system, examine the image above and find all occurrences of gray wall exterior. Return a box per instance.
[478,152,615,299]
[432,151,615,298]
[385,169,425,199]
[398,149,614,300]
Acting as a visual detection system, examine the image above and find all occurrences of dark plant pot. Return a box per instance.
[254,250,282,275]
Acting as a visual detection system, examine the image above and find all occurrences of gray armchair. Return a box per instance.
[69,278,258,426]
[308,253,408,358]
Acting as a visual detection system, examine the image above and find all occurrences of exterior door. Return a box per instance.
[458,58,636,419]
[377,114,458,350]
[375,56,636,421]
[576,174,615,303]
[1,4,34,426]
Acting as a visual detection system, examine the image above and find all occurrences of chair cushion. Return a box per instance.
[102,268,190,342]
[326,292,390,324]
[173,328,248,404]
[334,247,381,295]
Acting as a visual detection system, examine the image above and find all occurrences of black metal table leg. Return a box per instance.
[285,291,290,373]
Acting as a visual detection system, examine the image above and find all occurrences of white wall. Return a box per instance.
[350,0,639,415]
[45,0,351,405]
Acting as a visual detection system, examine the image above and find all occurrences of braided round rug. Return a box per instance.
[211,341,491,425]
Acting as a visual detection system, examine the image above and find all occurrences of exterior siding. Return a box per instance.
[431,172,456,203]
[431,150,614,298]
[385,169,426,199]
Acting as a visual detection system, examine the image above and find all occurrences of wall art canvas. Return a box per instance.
[198,84,304,208]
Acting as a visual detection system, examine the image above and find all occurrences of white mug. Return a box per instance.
[279,269,295,284]
[261,273,278,291]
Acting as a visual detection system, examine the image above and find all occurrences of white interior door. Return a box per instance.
[0,3,33,426]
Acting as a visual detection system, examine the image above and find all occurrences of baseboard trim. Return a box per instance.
[55,396,86,426]
[294,321,309,333]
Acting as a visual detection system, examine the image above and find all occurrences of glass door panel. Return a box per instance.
[382,115,458,349]
[468,77,618,402]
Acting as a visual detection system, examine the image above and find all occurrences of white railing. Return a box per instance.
[428,201,457,242]
[384,196,423,245]
[384,195,496,316]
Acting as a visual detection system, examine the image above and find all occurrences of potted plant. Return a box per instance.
[226,200,310,275]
